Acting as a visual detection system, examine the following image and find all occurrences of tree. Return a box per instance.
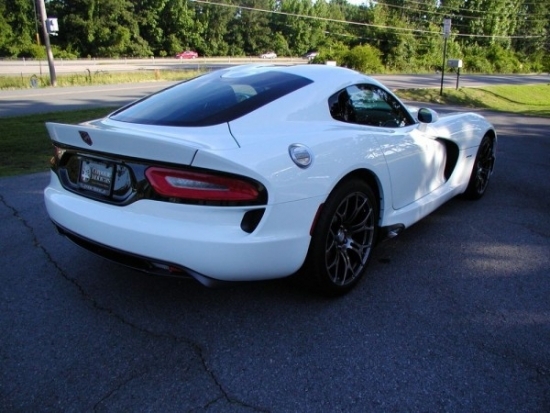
[0,0,36,57]
[0,3,15,56]
[192,0,234,56]
[49,0,151,57]
[225,0,274,56]
[458,0,519,48]
[511,0,549,60]
[0,0,546,74]
[134,0,169,55]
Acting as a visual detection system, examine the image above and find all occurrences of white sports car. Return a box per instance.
[44,64,496,295]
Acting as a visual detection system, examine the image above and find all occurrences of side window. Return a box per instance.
[329,84,415,127]
[329,89,356,123]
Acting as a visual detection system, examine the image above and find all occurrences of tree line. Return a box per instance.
[1,0,549,73]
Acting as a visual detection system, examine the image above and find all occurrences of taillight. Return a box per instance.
[51,145,66,167]
[145,167,262,203]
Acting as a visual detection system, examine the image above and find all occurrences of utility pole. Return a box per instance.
[439,18,451,97]
[36,0,57,86]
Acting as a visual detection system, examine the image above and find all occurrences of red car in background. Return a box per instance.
[176,50,198,59]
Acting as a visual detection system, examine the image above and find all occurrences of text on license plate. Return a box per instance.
[79,159,114,196]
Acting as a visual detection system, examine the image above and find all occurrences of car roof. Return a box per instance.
[109,64,391,128]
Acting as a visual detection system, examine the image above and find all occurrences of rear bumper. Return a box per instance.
[44,172,320,283]
[53,222,227,287]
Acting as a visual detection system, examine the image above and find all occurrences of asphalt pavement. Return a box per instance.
[0,78,549,411]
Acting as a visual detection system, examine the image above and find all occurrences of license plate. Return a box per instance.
[78,158,114,196]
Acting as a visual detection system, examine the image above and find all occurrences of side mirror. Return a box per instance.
[417,108,439,124]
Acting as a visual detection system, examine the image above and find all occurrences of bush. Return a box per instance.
[487,44,521,73]
[463,55,493,73]
[462,44,493,73]
[341,45,383,74]
[17,44,46,59]
[51,46,79,60]
[308,42,348,65]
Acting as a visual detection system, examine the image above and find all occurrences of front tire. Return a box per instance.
[301,179,378,296]
[464,134,495,200]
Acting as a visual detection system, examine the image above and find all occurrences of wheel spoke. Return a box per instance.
[350,208,373,234]
[345,196,368,223]
[327,248,356,285]
[349,239,370,260]
[340,251,355,284]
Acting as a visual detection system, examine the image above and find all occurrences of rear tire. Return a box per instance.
[300,179,378,296]
[464,134,495,200]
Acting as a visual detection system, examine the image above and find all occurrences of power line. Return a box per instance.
[375,0,548,22]
[191,0,544,39]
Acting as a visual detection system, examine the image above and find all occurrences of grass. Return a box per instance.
[0,107,115,177]
[1,84,549,178]
[395,84,550,117]
[0,69,202,177]
[0,69,204,90]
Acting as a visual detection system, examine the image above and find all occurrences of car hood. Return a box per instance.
[45,119,239,165]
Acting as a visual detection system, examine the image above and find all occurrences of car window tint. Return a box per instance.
[329,89,356,123]
[110,71,312,127]
[329,84,415,127]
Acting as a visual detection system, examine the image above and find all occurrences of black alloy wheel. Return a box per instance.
[464,134,495,200]
[302,179,378,296]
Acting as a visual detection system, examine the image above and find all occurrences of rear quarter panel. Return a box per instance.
[197,120,392,206]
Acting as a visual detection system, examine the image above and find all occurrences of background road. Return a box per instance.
[0,73,549,411]
[1,58,549,117]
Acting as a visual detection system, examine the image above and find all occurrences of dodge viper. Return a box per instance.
[44,64,497,295]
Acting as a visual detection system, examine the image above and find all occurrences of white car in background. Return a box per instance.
[44,64,496,295]
[303,51,318,60]
[259,51,277,59]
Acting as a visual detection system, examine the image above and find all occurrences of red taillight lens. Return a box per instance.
[52,145,67,162]
[145,167,260,202]
[51,145,66,167]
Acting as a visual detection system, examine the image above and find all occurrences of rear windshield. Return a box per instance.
[110,70,313,127]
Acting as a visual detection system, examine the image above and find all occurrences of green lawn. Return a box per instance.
[395,84,550,118]
[1,84,549,178]
[0,107,115,177]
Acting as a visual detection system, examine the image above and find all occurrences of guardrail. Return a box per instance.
[0,57,309,75]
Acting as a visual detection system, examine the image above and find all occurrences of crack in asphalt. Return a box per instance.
[0,193,268,412]
[92,369,150,411]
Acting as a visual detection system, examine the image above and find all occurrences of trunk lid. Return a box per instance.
[46,120,239,165]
